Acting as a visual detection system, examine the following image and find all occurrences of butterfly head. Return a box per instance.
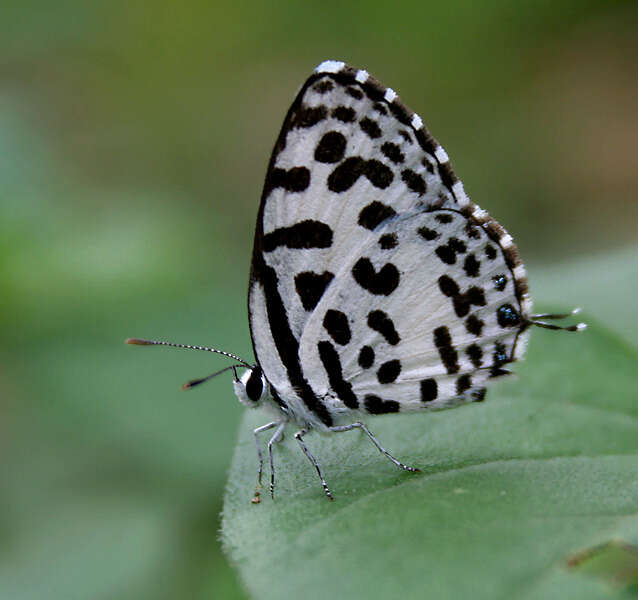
[233,366,270,408]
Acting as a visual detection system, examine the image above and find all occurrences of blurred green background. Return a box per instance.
[1,1,636,598]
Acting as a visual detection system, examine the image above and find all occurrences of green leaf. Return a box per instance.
[221,324,638,600]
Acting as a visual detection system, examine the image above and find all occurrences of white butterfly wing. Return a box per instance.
[249,61,531,429]
[298,208,529,424]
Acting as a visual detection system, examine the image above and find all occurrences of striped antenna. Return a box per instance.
[531,321,587,332]
[528,307,586,332]
[181,364,247,390]
[125,338,252,368]
[531,307,582,320]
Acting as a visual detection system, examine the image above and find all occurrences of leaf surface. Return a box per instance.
[222,322,638,600]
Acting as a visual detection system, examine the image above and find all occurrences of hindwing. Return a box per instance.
[298,208,529,423]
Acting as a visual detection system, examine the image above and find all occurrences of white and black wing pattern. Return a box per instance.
[249,60,532,429]
[298,208,529,424]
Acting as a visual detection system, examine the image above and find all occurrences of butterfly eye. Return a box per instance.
[245,367,265,402]
[234,367,268,408]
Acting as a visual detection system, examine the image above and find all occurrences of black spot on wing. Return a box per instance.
[294,271,334,311]
[317,341,358,409]
[358,345,374,369]
[398,129,412,144]
[456,286,486,317]
[377,359,401,384]
[492,274,507,291]
[364,395,399,414]
[373,102,387,115]
[381,142,404,164]
[465,222,481,240]
[263,220,332,252]
[435,237,467,265]
[401,169,426,195]
[438,275,486,318]
[497,304,521,328]
[421,157,434,174]
[327,157,394,193]
[291,105,327,129]
[490,368,512,379]
[352,259,400,296]
[367,310,400,344]
[418,226,440,241]
[313,80,334,94]
[466,314,484,336]
[264,166,310,196]
[332,106,356,123]
[463,254,480,277]
[466,344,483,368]
[433,326,459,374]
[435,213,453,224]
[378,233,398,249]
[323,309,351,345]
[438,274,459,297]
[493,342,509,367]
[346,86,363,99]
[485,244,497,260]
[359,117,382,139]
[472,388,487,402]
[365,159,394,189]
[358,201,397,230]
[327,157,364,192]
[315,131,347,163]
[456,374,472,395]
[420,378,438,402]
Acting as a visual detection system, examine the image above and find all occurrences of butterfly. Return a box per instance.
[127,60,585,502]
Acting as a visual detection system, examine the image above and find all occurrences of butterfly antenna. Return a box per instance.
[125,338,252,368]
[527,307,586,332]
[530,321,587,332]
[182,364,247,390]
[531,307,582,320]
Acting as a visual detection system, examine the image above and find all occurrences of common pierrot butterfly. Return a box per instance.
[127,60,585,501]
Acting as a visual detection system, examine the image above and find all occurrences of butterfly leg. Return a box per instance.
[251,421,279,504]
[268,422,286,500]
[294,428,334,501]
[330,422,420,473]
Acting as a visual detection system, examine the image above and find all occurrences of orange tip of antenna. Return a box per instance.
[126,338,152,345]
[181,382,193,390]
